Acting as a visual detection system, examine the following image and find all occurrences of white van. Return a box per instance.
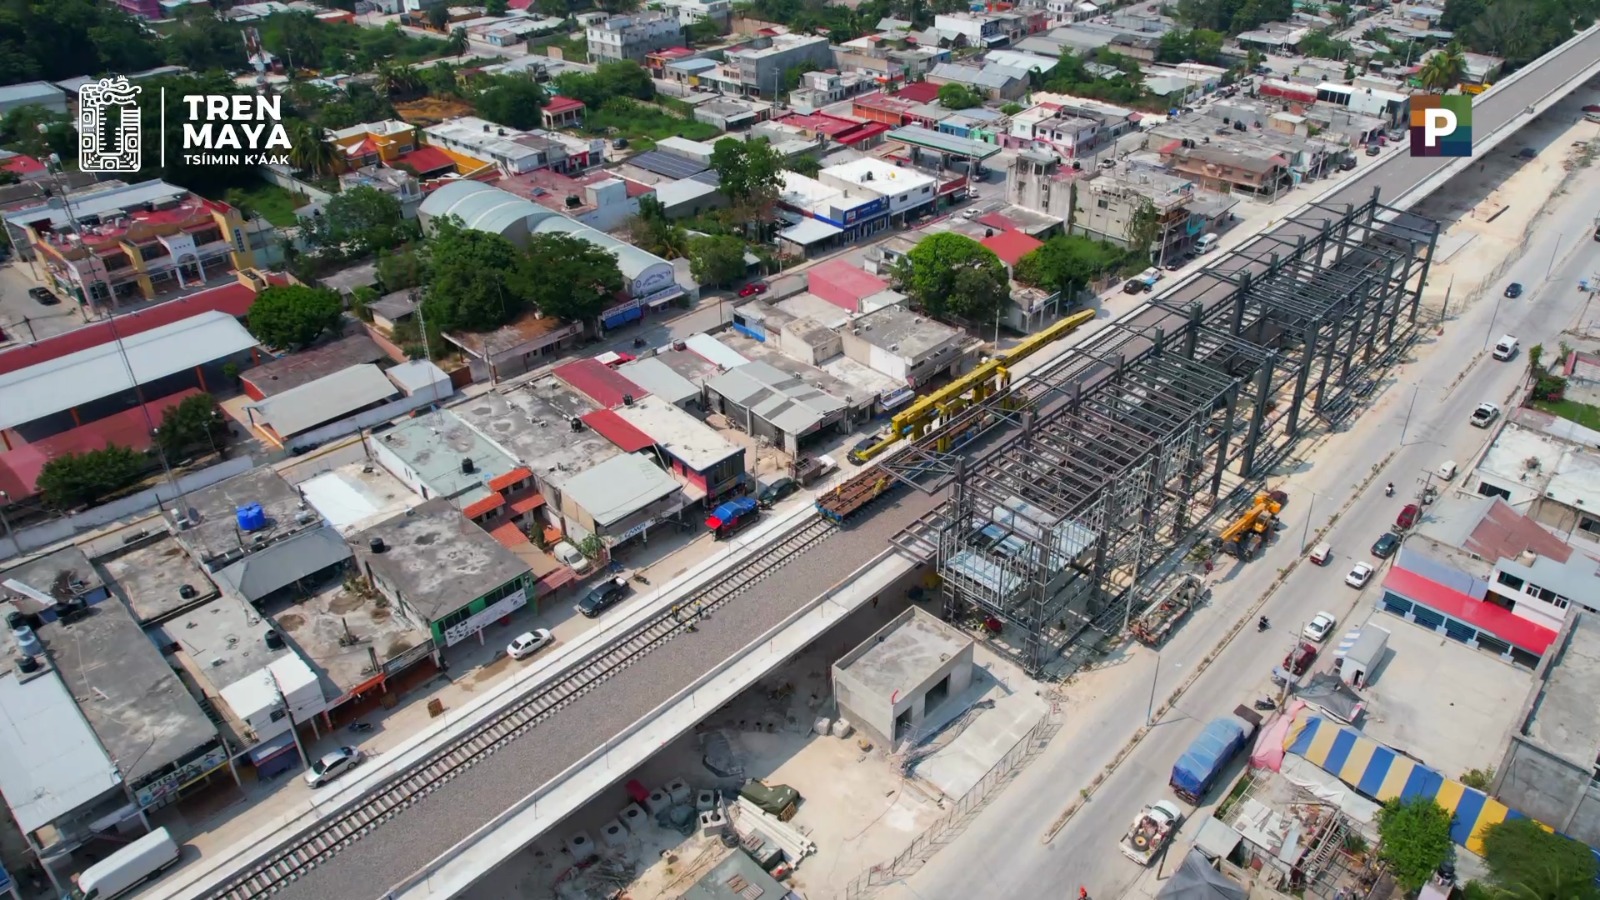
[1493,335,1518,360]
[1437,460,1458,481]
[1195,233,1219,254]
[1309,542,1333,566]
[75,828,181,899]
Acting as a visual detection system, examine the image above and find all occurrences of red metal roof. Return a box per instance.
[487,466,533,492]
[544,95,586,115]
[894,81,942,103]
[395,146,455,174]
[462,492,506,520]
[580,409,655,453]
[1382,565,1558,655]
[835,122,890,145]
[976,211,1019,232]
[806,258,889,312]
[0,275,282,376]
[553,358,646,409]
[981,229,1043,267]
[0,389,200,500]
[774,112,864,138]
[0,154,44,177]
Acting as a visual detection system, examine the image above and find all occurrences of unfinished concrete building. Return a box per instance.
[879,188,1438,673]
[832,607,975,748]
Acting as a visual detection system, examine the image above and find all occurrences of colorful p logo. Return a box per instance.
[1409,96,1473,157]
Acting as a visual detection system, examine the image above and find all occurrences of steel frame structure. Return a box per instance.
[883,189,1440,674]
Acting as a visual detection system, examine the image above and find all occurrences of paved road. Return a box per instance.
[192,28,1600,899]
[891,146,1600,900]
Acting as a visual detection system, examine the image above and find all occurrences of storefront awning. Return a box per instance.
[780,218,844,246]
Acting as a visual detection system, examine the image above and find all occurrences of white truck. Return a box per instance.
[1119,800,1183,865]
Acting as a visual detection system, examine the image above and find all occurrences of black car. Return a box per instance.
[28,287,61,305]
[1371,532,1400,559]
[1517,147,1537,160]
[1365,144,1382,157]
[1123,279,1147,294]
[758,477,799,508]
[1504,282,1523,298]
[577,577,629,618]
[1338,156,1357,171]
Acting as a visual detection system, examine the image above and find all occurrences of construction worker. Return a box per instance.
[1079,888,1089,900]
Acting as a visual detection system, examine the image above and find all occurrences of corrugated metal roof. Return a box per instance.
[681,334,750,370]
[705,360,846,435]
[215,526,352,603]
[250,364,399,438]
[0,666,122,833]
[559,453,680,526]
[581,409,656,453]
[1383,561,1556,654]
[616,356,700,406]
[553,358,645,409]
[0,310,258,430]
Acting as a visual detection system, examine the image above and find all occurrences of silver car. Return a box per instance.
[305,746,364,788]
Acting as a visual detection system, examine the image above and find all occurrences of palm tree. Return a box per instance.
[288,121,334,176]
[1419,43,1466,92]
[447,26,469,57]
[377,63,422,98]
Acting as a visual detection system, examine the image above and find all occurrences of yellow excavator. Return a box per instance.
[1218,490,1287,559]
[849,309,1097,464]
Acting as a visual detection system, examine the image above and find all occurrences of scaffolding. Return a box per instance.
[882,188,1439,674]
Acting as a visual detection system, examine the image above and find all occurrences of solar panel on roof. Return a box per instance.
[627,150,708,180]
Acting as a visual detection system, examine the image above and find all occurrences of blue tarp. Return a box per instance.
[1171,716,1249,799]
[602,306,643,329]
[707,496,758,527]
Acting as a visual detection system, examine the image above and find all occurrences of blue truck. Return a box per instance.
[1169,705,1263,804]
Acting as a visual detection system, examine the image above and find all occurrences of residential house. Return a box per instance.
[586,11,685,64]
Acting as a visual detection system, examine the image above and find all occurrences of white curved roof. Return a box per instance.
[422,180,672,283]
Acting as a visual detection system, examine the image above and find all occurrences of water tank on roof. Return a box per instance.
[462,458,476,475]
[236,503,267,532]
[265,630,285,651]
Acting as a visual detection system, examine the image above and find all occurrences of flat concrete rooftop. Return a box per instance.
[351,499,531,623]
[159,595,292,696]
[38,595,217,784]
[0,545,102,606]
[371,409,522,504]
[270,577,428,695]
[451,378,618,489]
[298,461,421,537]
[1523,611,1600,764]
[180,466,317,567]
[98,536,219,625]
[836,607,972,698]
[720,333,875,409]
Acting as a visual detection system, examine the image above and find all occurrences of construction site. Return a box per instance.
[836,187,1442,675]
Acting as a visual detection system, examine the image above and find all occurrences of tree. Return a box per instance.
[890,232,1010,322]
[485,0,508,13]
[689,235,748,287]
[536,0,569,15]
[937,82,982,109]
[1375,798,1453,894]
[1126,198,1161,263]
[0,106,74,161]
[422,219,533,332]
[447,26,469,56]
[378,246,429,291]
[711,138,785,205]
[164,6,248,71]
[474,76,548,130]
[247,285,345,349]
[376,62,423,99]
[1014,235,1123,300]
[1419,43,1467,91]
[1479,818,1600,900]
[156,394,228,458]
[786,155,822,178]
[304,186,415,257]
[524,233,625,322]
[552,61,654,108]
[1328,3,1353,26]
[36,446,147,511]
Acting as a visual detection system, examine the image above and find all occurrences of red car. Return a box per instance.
[1395,503,1420,530]
[738,281,769,297]
[1284,641,1319,676]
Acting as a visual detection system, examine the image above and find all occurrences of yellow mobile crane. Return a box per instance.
[1218,490,1287,559]
[849,309,1097,464]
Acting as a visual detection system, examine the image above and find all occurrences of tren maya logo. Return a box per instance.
[77,76,293,174]
[1408,95,1473,157]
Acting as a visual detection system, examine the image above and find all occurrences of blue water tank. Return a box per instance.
[236,503,266,532]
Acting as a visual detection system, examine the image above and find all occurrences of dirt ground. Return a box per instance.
[703,413,796,483]
[394,97,476,127]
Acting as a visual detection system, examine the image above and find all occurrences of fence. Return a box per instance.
[257,164,333,203]
[843,690,1065,899]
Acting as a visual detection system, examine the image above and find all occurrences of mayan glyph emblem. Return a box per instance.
[79,76,144,173]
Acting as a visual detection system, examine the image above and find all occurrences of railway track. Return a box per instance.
[211,516,836,900]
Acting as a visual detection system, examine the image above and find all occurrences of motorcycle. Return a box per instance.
[632,337,647,348]
[1254,697,1278,711]
[632,572,651,585]
[1385,483,1395,497]
[1257,616,1271,632]
[347,721,373,734]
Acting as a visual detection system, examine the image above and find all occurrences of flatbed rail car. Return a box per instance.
[816,402,992,523]
[1130,575,1202,646]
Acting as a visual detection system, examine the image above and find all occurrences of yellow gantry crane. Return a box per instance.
[849,309,1097,464]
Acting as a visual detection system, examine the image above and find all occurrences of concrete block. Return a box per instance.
[813,716,832,736]
[598,819,627,848]
[564,830,596,862]
[618,802,648,832]
[695,789,718,812]
[698,809,728,838]
[664,778,691,804]
[643,789,669,815]
[831,719,854,738]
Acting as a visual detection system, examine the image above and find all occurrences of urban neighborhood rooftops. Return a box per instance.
[559,454,682,528]
[553,358,647,409]
[705,359,848,434]
[179,467,316,568]
[351,499,531,623]
[615,356,702,407]
[247,364,400,441]
[0,647,121,833]
[1520,612,1600,768]
[0,545,101,608]
[98,536,219,625]
[370,409,522,506]
[296,461,421,536]
[454,379,620,488]
[847,303,966,361]
[834,606,972,699]
[615,395,740,472]
[240,335,387,398]
[158,596,296,697]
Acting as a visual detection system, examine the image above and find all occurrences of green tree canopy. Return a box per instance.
[0,0,162,84]
[422,219,533,332]
[688,235,748,287]
[157,394,229,458]
[247,285,344,350]
[303,186,415,258]
[524,233,626,322]
[937,82,983,109]
[1376,798,1453,893]
[1479,817,1600,900]
[710,137,785,204]
[1157,28,1226,64]
[1014,235,1125,298]
[891,232,1010,323]
[36,446,146,511]
[485,0,508,13]
[552,60,654,108]
[474,76,548,130]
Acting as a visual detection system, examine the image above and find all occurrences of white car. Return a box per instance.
[552,540,592,574]
[1470,402,1500,428]
[1303,611,1337,643]
[507,629,555,660]
[1345,562,1375,589]
[305,746,364,788]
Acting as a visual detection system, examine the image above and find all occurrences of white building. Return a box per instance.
[586,11,683,64]
[652,0,731,29]
[424,117,572,175]
[819,157,937,218]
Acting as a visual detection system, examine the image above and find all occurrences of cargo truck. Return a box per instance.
[1169,705,1263,804]
[1119,800,1183,865]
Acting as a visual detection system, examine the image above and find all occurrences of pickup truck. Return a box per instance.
[1470,402,1500,428]
[1170,705,1263,804]
[1119,800,1183,865]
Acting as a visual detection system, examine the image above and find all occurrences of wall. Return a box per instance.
[257,165,333,202]
[276,435,371,485]
[831,608,976,747]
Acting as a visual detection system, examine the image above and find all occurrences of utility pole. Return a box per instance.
[1547,232,1563,278]
[1399,385,1419,445]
